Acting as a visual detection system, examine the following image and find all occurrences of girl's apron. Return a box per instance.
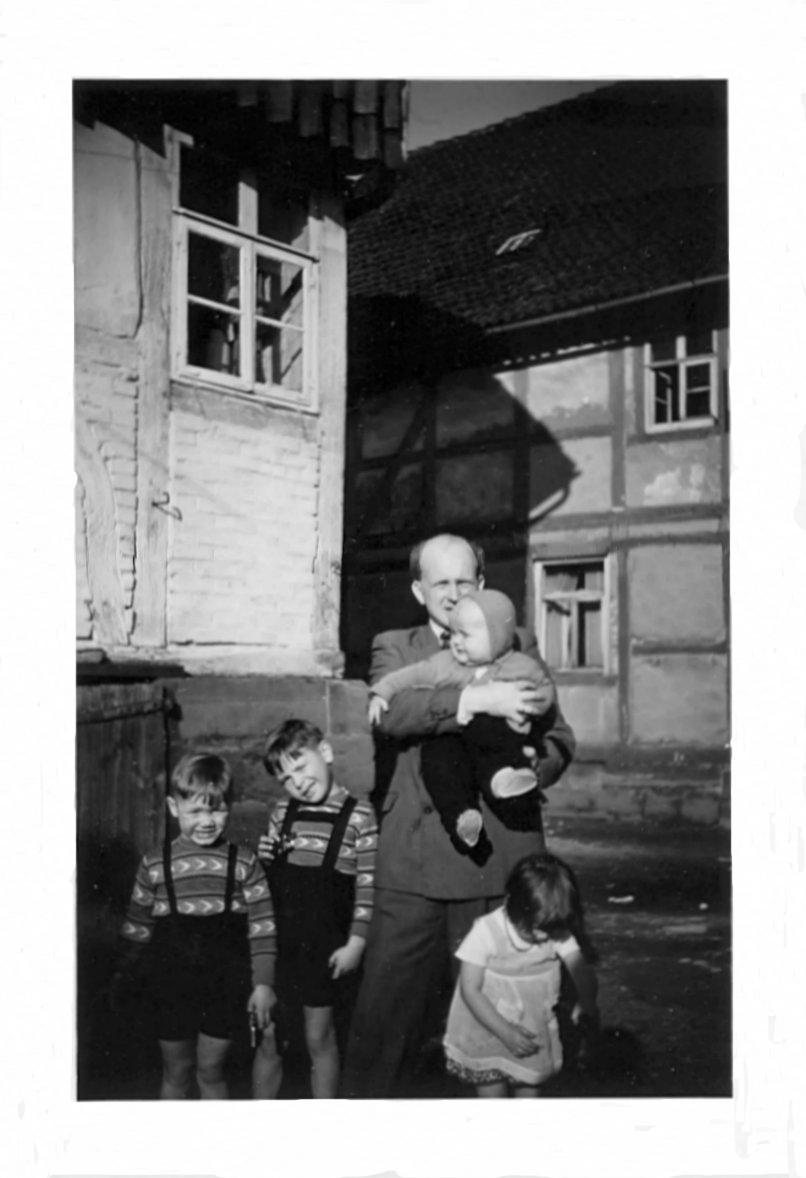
[444,915,564,1086]
[269,795,357,1007]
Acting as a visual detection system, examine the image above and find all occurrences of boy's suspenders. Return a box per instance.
[277,794,358,869]
[322,795,358,871]
[161,840,239,914]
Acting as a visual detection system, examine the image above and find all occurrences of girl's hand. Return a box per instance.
[247,984,276,1029]
[368,695,388,726]
[501,1022,539,1058]
[328,935,365,979]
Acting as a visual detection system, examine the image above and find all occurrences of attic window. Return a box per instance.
[496,229,543,255]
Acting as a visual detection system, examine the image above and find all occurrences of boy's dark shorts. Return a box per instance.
[153,968,245,1042]
[277,939,339,1009]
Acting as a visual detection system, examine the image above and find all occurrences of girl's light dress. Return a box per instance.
[444,906,577,1087]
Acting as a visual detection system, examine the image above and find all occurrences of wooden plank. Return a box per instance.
[77,681,165,724]
[132,133,173,648]
[310,191,347,668]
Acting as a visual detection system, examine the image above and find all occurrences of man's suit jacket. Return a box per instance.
[371,623,576,901]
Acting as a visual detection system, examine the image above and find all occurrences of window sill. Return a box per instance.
[554,670,617,686]
[170,375,319,416]
[642,418,718,437]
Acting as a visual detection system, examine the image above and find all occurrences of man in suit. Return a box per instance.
[342,533,575,1098]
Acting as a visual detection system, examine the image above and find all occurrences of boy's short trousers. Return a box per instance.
[277,935,340,1009]
[152,961,245,1043]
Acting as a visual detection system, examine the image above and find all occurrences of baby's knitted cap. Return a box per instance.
[460,588,517,660]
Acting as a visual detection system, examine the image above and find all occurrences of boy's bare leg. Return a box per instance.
[512,1084,541,1097]
[252,1025,283,1099]
[303,1005,339,1098]
[158,1039,195,1099]
[476,1080,508,1098]
[196,1033,231,1099]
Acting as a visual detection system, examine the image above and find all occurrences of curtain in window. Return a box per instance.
[544,601,568,666]
[580,602,603,666]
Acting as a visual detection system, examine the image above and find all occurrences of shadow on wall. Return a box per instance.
[343,294,581,677]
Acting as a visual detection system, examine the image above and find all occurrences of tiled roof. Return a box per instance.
[349,80,727,332]
[74,80,406,187]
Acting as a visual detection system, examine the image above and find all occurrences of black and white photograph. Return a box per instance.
[4,3,806,1176]
[73,76,732,1105]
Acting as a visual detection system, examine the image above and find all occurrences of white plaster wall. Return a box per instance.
[557,683,620,745]
[74,332,140,646]
[167,395,319,650]
[521,350,611,430]
[630,653,729,745]
[74,122,141,337]
[531,434,612,517]
[629,543,726,642]
[626,436,723,507]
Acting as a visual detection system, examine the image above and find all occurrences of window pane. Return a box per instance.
[544,567,581,593]
[686,362,711,390]
[686,331,713,356]
[256,322,303,391]
[685,389,711,418]
[187,303,241,376]
[256,254,304,326]
[650,338,676,362]
[580,602,603,667]
[685,363,712,418]
[582,566,604,592]
[653,366,679,424]
[189,232,241,306]
[180,145,239,225]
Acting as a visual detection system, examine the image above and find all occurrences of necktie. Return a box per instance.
[439,629,451,648]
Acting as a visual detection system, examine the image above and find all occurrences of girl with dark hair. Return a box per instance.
[443,852,599,1097]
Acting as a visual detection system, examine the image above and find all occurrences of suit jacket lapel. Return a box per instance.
[412,624,440,659]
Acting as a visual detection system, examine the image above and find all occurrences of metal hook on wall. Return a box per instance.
[151,492,183,521]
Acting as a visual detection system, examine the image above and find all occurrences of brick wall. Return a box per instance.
[165,675,372,846]
[167,388,320,659]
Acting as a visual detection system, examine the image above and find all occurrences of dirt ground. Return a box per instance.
[81,813,731,1101]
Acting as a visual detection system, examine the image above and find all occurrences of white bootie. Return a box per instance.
[456,809,484,847]
[490,767,538,799]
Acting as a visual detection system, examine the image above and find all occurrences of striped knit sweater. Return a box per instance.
[120,837,276,986]
[267,784,378,941]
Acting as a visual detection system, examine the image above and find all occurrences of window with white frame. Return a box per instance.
[536,559,609,672]
[172,142,319,410]
[645,332,718,432]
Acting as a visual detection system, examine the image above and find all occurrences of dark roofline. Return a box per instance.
[486,273,729,335]
[407,78,726,160]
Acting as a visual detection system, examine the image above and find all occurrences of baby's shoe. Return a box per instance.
[491,766,538,798]
[456,808,484,848]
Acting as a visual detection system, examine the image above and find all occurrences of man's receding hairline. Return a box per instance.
[415,534,479,579]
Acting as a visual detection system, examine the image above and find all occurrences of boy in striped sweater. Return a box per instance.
[114,752,276,1099]
[252,720,378,1099]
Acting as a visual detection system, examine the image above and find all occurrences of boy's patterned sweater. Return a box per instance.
[120,836,276,986]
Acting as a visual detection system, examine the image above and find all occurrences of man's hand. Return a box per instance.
[328,935,365,979]
[247,983,277,1029]
[461,680,542,727]
[368,695,389,726]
